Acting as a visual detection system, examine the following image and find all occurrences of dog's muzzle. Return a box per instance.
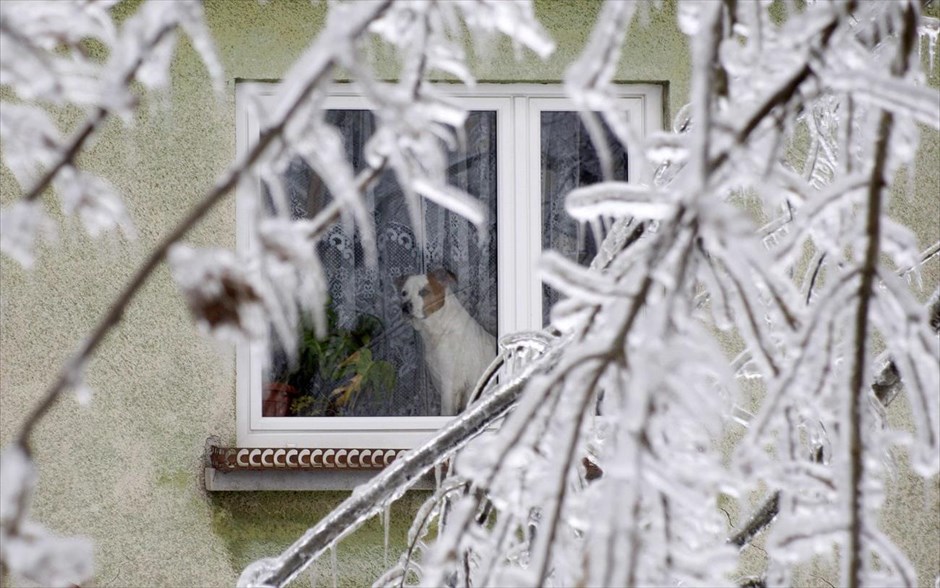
[401,301,412,315]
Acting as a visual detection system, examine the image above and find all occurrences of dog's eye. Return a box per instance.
[400,290,407,297]
[418,288,429,297]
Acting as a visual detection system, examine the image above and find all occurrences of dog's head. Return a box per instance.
[396,269,457,320]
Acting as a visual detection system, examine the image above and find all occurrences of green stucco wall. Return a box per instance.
[0,1,936,587]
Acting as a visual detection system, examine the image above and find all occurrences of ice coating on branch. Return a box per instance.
[1,522,95,588]
[0,201,56,268]
[411,178,486,228]
[0,102,63,189]
[237,556,281,588]
[0,445,94,588]
[54,167,136,240]
[828,70,940,130]
[105,0,223,116]
[456,0,554,59]
[0,0,221,113]
[0,0,222,276]
[172,0,225,96]
[563,1,645,184]
[0,0,115,106]
[0,445,34,534]
[0,0,931,585]
[342,2,939,586]
[565,182,675,221]
[257,218,330,353]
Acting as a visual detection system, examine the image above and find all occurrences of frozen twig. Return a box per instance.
[729,491,781,549]
[19,19,177,204]
[733,245,937,575]
[845,5,916,585]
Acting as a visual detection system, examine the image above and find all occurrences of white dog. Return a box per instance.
[397,269,496,416]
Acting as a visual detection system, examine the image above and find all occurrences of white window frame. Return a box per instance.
[235,82,662,448]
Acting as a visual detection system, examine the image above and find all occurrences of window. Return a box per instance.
[236,83,662,448]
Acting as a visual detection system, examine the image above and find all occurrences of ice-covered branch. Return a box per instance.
[13,0,397,449]
[845,5,916,585]
[730,287,940,550]
[0,1,224,263]
[18,19,177,205]
[238,342,559,588]
[3,0,938,585]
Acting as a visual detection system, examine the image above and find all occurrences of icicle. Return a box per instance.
[434,462,442,491]
[919,17,939,73]
[330,544,337,588]
[383,502,390,569]
[308,560,317,588]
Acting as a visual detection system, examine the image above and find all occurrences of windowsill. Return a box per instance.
[203,438,434,491]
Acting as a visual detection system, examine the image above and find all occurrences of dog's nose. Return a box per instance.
[402,301,412,314]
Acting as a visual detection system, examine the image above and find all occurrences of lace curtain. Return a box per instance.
[265,110,498,417]
[541,112,629,325]
[262,108,625,416]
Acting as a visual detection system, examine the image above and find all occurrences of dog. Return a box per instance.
[397,269,496,416]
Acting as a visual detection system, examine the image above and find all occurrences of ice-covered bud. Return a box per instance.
[0,201,57,269]
[0,445,35,532]
[1,446,91,587]
[0,0,116,106]
[456,0,555,59]
[54,167,136,240]
[644,132,690,166]
[0,103,62,189]
[236,556,282,588]
[168,245,268,343]
[1,521,94,588]
[677,1,703,36]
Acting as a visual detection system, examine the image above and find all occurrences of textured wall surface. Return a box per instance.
[0,1,936,587]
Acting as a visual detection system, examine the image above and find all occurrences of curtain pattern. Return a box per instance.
[541,112,629,325]
[265,110,498,417]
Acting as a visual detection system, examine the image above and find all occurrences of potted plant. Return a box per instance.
[272,306,396,417]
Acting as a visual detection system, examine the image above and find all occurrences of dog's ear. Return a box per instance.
[394,275,408,292]
[429,268,457,287]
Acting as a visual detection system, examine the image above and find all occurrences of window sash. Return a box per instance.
[235,83,662,448]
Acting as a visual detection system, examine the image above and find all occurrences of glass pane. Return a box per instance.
[262,110,498,417]
[541,112,628,325]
